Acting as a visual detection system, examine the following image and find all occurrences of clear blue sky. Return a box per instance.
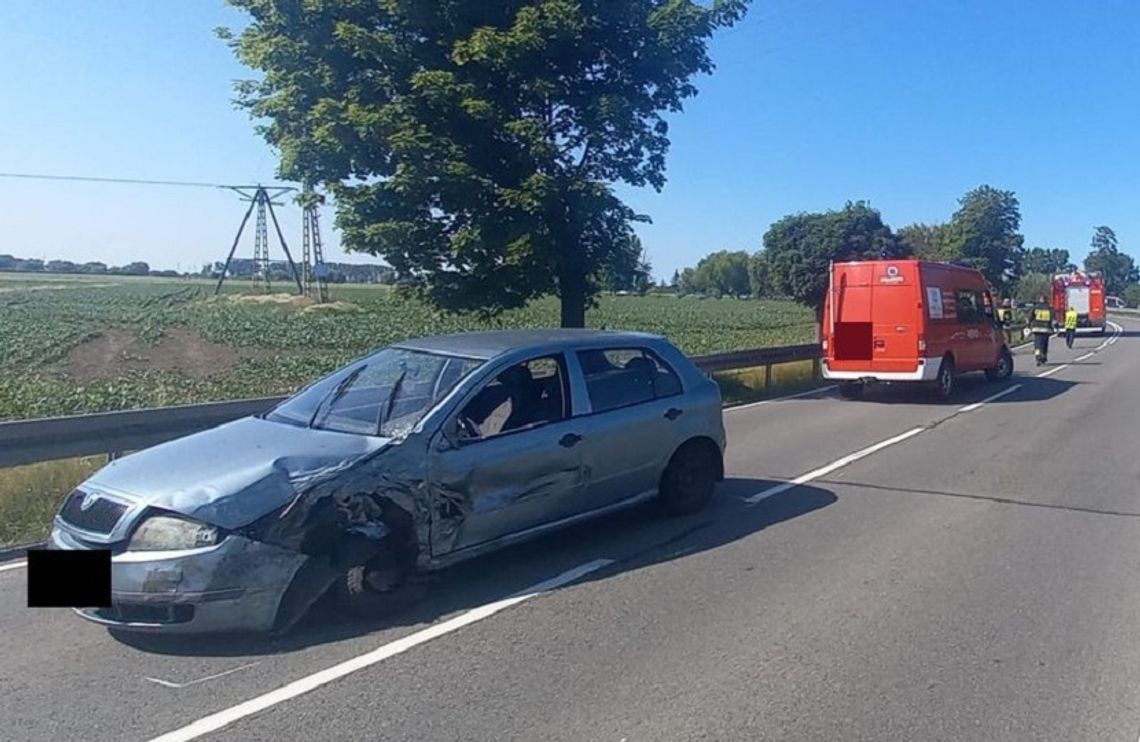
[2,1,1138,278]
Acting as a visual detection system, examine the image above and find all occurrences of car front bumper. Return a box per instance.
[49,525,308,634]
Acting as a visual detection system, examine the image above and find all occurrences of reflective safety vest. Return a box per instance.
[1030,306,1054,333]
[997,307,1013,324]
[1065,308,1079,330]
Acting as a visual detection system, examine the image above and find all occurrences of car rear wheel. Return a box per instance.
[931,357,955,401]
[985,348,1013,381]
[838,382,864,400]
[659,443,718,516]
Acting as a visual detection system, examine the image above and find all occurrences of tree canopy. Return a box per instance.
[944,185,1025,294]
[599,234,652,294]
[676,249,751,297]
[898,222,954,261]
[1084,225,1137,294]
[1022,247,1074,276]
[763,201,908,318]
[222,0,748,326]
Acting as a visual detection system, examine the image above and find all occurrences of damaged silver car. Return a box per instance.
[49,329,726,634]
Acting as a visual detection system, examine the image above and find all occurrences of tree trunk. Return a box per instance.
[559,263,587,328]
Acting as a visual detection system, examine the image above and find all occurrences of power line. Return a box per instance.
[0,171,295,192]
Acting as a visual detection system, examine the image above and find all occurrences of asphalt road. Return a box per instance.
[1,321,1136,741]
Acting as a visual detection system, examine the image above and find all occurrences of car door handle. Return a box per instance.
[664,408,683,420]
[559,433,582,448]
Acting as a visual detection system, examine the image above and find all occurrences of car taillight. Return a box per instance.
[918,336,927,352]
[821,338,829,351]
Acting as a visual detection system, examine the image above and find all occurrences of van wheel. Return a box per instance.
[932,357,955,401]
[985,348,1013,381]
[838,382,864,400]
[659,443,718,516]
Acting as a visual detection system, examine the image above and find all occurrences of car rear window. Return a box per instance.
[576,347,683,413]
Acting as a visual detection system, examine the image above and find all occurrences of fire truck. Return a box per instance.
[1052,270,1106,335]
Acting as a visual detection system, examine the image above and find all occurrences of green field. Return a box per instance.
[0,275,817,421]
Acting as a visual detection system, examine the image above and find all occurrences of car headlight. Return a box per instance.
[129,515,221,551]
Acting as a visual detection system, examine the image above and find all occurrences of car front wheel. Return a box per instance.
[333,560,426,620]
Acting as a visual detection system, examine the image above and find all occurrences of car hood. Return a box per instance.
[83,416,392,530]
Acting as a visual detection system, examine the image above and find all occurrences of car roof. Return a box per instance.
[394,328,666,360]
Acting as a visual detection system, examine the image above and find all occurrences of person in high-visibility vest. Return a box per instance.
[1028,296,1055,366]
[1064,305,1079,349]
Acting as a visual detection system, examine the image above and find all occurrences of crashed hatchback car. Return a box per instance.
[49,329,726,633]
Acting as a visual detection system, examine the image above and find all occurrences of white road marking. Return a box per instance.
[145,662,261,690]
[1074,352,1094,362]
[743,427,926,505]
[1036,364,1069,378]
[147,558,614,742]
[726,385,837,412]
[957,384,1022,412]
[0,560,27,573]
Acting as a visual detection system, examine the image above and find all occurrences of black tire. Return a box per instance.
[659,443,718,516]
[931,357,955,401]
[332,558,426,620]
[984,347,1013,381]
[838,382,864,400]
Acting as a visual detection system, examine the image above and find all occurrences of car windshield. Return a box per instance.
[265,348,483,437]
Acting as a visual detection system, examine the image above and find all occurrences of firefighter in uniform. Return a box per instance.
[1064,305,1079,349]
[1028,296,1056,365]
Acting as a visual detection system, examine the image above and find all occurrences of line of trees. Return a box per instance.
[0,255,162,277]
[673,185,1140,317]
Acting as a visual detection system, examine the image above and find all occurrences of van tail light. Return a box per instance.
[821,338,829,351]
[918,336,927,353]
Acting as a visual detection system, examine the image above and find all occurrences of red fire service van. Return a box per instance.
[821,260,1013,400]
[1052,270,1106,335]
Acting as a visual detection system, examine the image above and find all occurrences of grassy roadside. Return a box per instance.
[0,457,105,547]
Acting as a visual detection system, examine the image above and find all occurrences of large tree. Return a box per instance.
[222,0,748,327]
[764,201,909,320]
[1022,247,1074,276]
[1084,225,1137,294]
[599,234,652,294]
[944,185,1025,293]
[678,249,752,297]
[898,222,955,261]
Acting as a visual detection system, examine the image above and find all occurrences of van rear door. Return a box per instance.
[829,263,874,368]
[870,262,920,373]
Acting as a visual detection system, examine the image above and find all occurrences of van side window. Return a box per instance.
[955,289,985,324]
[577,347,683,413]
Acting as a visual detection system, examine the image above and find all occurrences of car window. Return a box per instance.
[456,355,569,440]
[270,347,482,436]
[577,347,683,413]
[955,289,985,324]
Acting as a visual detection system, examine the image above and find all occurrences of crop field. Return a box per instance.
[0,276,817,421]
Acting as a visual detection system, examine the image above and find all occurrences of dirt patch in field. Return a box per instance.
[56,327,275,382]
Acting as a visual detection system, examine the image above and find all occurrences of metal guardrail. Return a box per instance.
[0,344,825,469]
[0,396,287,469]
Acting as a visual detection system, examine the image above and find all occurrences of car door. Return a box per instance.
[570,347,687,513]
[427,353,586,556]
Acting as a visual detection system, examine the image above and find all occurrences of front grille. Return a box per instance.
[93,604,194,625]
[59,489,128,534]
